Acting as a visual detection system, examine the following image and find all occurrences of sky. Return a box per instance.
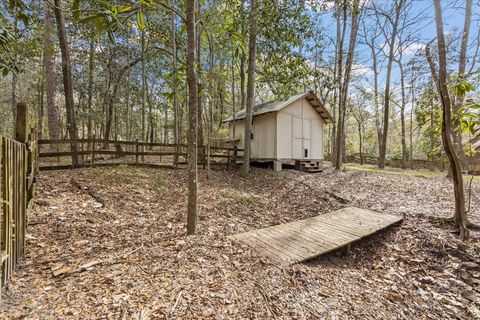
[313,0,480,101]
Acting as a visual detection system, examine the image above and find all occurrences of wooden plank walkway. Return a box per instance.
[228,207,402,265]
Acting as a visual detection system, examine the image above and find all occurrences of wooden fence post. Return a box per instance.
[92,134,96,164]
[135,139,139,165]
[227,149,230,170]
[15,103,27,143]
[233,146,238,167]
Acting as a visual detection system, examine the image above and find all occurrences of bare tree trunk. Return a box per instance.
[452,0,472,165]
[231,52,236,148]
[398,60,407,169]
[370,44,382,158]
[206,40,215,179]
[186,0,198,235]
[141,31,146,142]
[239,0,247,113]
[429,91,435,169]
[353,108,363,166]
[86,38,95,150]
[378,0,403,169]
[37,62,45,139]
[335,0,360,170]
[172,12,180,165]
[218,85,224,128]
[125,40,131,141]
[330,2,340,161]
[54,0,79,166]
[104,59,141,142]
[196,3,205,164]
[358,125,363,165]
[43,0,61,141]
[332,0,346,165]
[243,0,257,176]
[409,77,415,169]
[163,105,168,144]
[147,81,154,147]
[11,72,17,138]
[428,0,468,239]
[10,9,18,137]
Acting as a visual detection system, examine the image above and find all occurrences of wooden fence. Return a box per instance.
[37,138,243,171]
[0,104,38,296]
[346,153,451,171]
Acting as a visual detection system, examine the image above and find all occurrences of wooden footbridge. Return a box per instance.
[229,207,402,265]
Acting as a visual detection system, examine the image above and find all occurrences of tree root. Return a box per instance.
[70,178,106,207]
[427,216,480,239]
[324,191,350,204]
[292,179,350,204]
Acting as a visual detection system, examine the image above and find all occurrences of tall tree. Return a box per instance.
[427,0,468,239]
[377,0,404,169]
[243,0,257,176]
[53,0,79,166]
[11,8,18,136]
[331,0,347,164]
[43,0,60,140]
[362,17,383,159]
[335,0,360,170]
[172,11,180,166]
[186,0,198,235]
[196,2,205,163]
[452,0,473,163]
[86,38,95,147]
[104,58,142,142]
[141,30,147,142]
[396,57,407,169]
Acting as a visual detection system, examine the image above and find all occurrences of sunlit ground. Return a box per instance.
[324,161,480,184]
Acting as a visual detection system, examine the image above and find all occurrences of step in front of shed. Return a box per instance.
[295,160,323,173]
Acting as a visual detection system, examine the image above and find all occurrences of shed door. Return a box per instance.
[292,116,303,159]
[302,119,311,159]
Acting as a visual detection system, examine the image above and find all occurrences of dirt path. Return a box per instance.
[1,166,479,319]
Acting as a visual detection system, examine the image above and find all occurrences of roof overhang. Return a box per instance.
[224,90,334,124]
[304,90,334,124]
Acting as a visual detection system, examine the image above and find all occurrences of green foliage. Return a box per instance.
[73,0,153,42]
[452,76,480,137]
[0,0,32,76]
[0,26,19,75]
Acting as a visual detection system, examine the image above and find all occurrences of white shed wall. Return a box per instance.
[229,97,325,161]
[229,120,245,148]
[251,113,276,159]
[229,113,276,159]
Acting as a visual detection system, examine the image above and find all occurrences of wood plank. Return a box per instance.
[248,228,309,259]
[246,231,302,263]
[282,220,358,246]
[257,227,323,259]
[229,207,402,265]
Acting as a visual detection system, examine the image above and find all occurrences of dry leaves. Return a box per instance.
[0,165,479,319]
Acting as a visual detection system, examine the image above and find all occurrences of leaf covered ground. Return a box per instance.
[1,165,479,319]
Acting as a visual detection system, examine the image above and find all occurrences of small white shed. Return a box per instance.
[224,90,333,171]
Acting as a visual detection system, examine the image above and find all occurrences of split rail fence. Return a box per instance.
[1,103,38,297]
[38,138,243,171]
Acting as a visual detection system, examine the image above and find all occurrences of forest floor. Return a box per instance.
[1,164,479,319]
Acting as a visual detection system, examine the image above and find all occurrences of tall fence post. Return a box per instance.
[233,146,238,167]
[135,139,139,165]
[15,103,27,144]
[227,149,231,170]
[92,134,96,165]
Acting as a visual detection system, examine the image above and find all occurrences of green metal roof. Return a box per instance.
[223,90,333,123]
